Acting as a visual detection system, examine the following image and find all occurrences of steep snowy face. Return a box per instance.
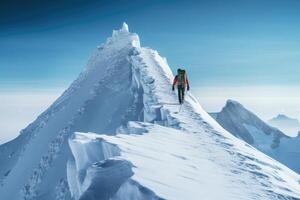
[1,24,300,200]
[212,100,300,173]
[0,23,165,200]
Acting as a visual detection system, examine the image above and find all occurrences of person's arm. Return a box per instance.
[172,75,178,90]
[186,75,190,90]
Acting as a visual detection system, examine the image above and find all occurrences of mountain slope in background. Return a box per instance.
[212,100,300,174]
[269,114,300,137]
[1,24,300,200]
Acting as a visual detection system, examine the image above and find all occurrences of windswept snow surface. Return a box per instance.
[75,121,300,200]
[1,23,300,200]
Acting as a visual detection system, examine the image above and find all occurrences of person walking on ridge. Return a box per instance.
[172,68,190,104]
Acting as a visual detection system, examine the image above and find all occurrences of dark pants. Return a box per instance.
[177,85,185,104]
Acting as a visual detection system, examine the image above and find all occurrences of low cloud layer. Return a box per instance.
[0,90,61,144]
[1,86,299,143]
[194,86,300,127]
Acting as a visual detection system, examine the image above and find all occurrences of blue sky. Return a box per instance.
[1,0,300,88]
[1,0,300,143]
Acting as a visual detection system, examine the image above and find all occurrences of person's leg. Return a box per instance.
[182,88,185,103]
[177,86,182,104]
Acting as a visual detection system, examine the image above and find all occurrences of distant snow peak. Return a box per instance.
[276,114,291,120]
[225,99,243,108]
[212,99,300,174]
[221,99,248,117]
[271,114,299,123]
[269,114,300,137]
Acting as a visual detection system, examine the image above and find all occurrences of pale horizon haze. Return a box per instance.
[1,85,300,144]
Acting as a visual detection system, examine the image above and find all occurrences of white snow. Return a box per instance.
[1,23,300,200]
[0,23,143,200]
[75,120,300,200]
[213,99,300,174]
[67,133,121,199]
[243,124,274,150]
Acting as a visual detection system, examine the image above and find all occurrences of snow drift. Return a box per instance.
[1,23,300,200]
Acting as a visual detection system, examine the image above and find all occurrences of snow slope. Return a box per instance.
[212,100,300,174]
[74,121,300,200]
[210,100,288,148]
[1,23,300,200]
[0,23,144,200]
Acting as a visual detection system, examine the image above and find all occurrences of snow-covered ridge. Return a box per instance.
[0,22,174,200]
[66,26,300,199]
[1,23,300,200]
[212,99,300,174]
[213,99,287,147]
[0,22,144,200]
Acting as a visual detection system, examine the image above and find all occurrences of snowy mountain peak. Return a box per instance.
[122,22,129,32]
[276,114,291,120]
[213,100,300,174]
[269,114,300,137]
[1,26,300,200]
[225,99,244,109]
[107,23,140,50]
[214,99,287,147]
[270,114,300,124]
[219,99,252,122]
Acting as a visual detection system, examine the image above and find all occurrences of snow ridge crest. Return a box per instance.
[109,22,140,48]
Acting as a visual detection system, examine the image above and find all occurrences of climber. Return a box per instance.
[172,68,190,104]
